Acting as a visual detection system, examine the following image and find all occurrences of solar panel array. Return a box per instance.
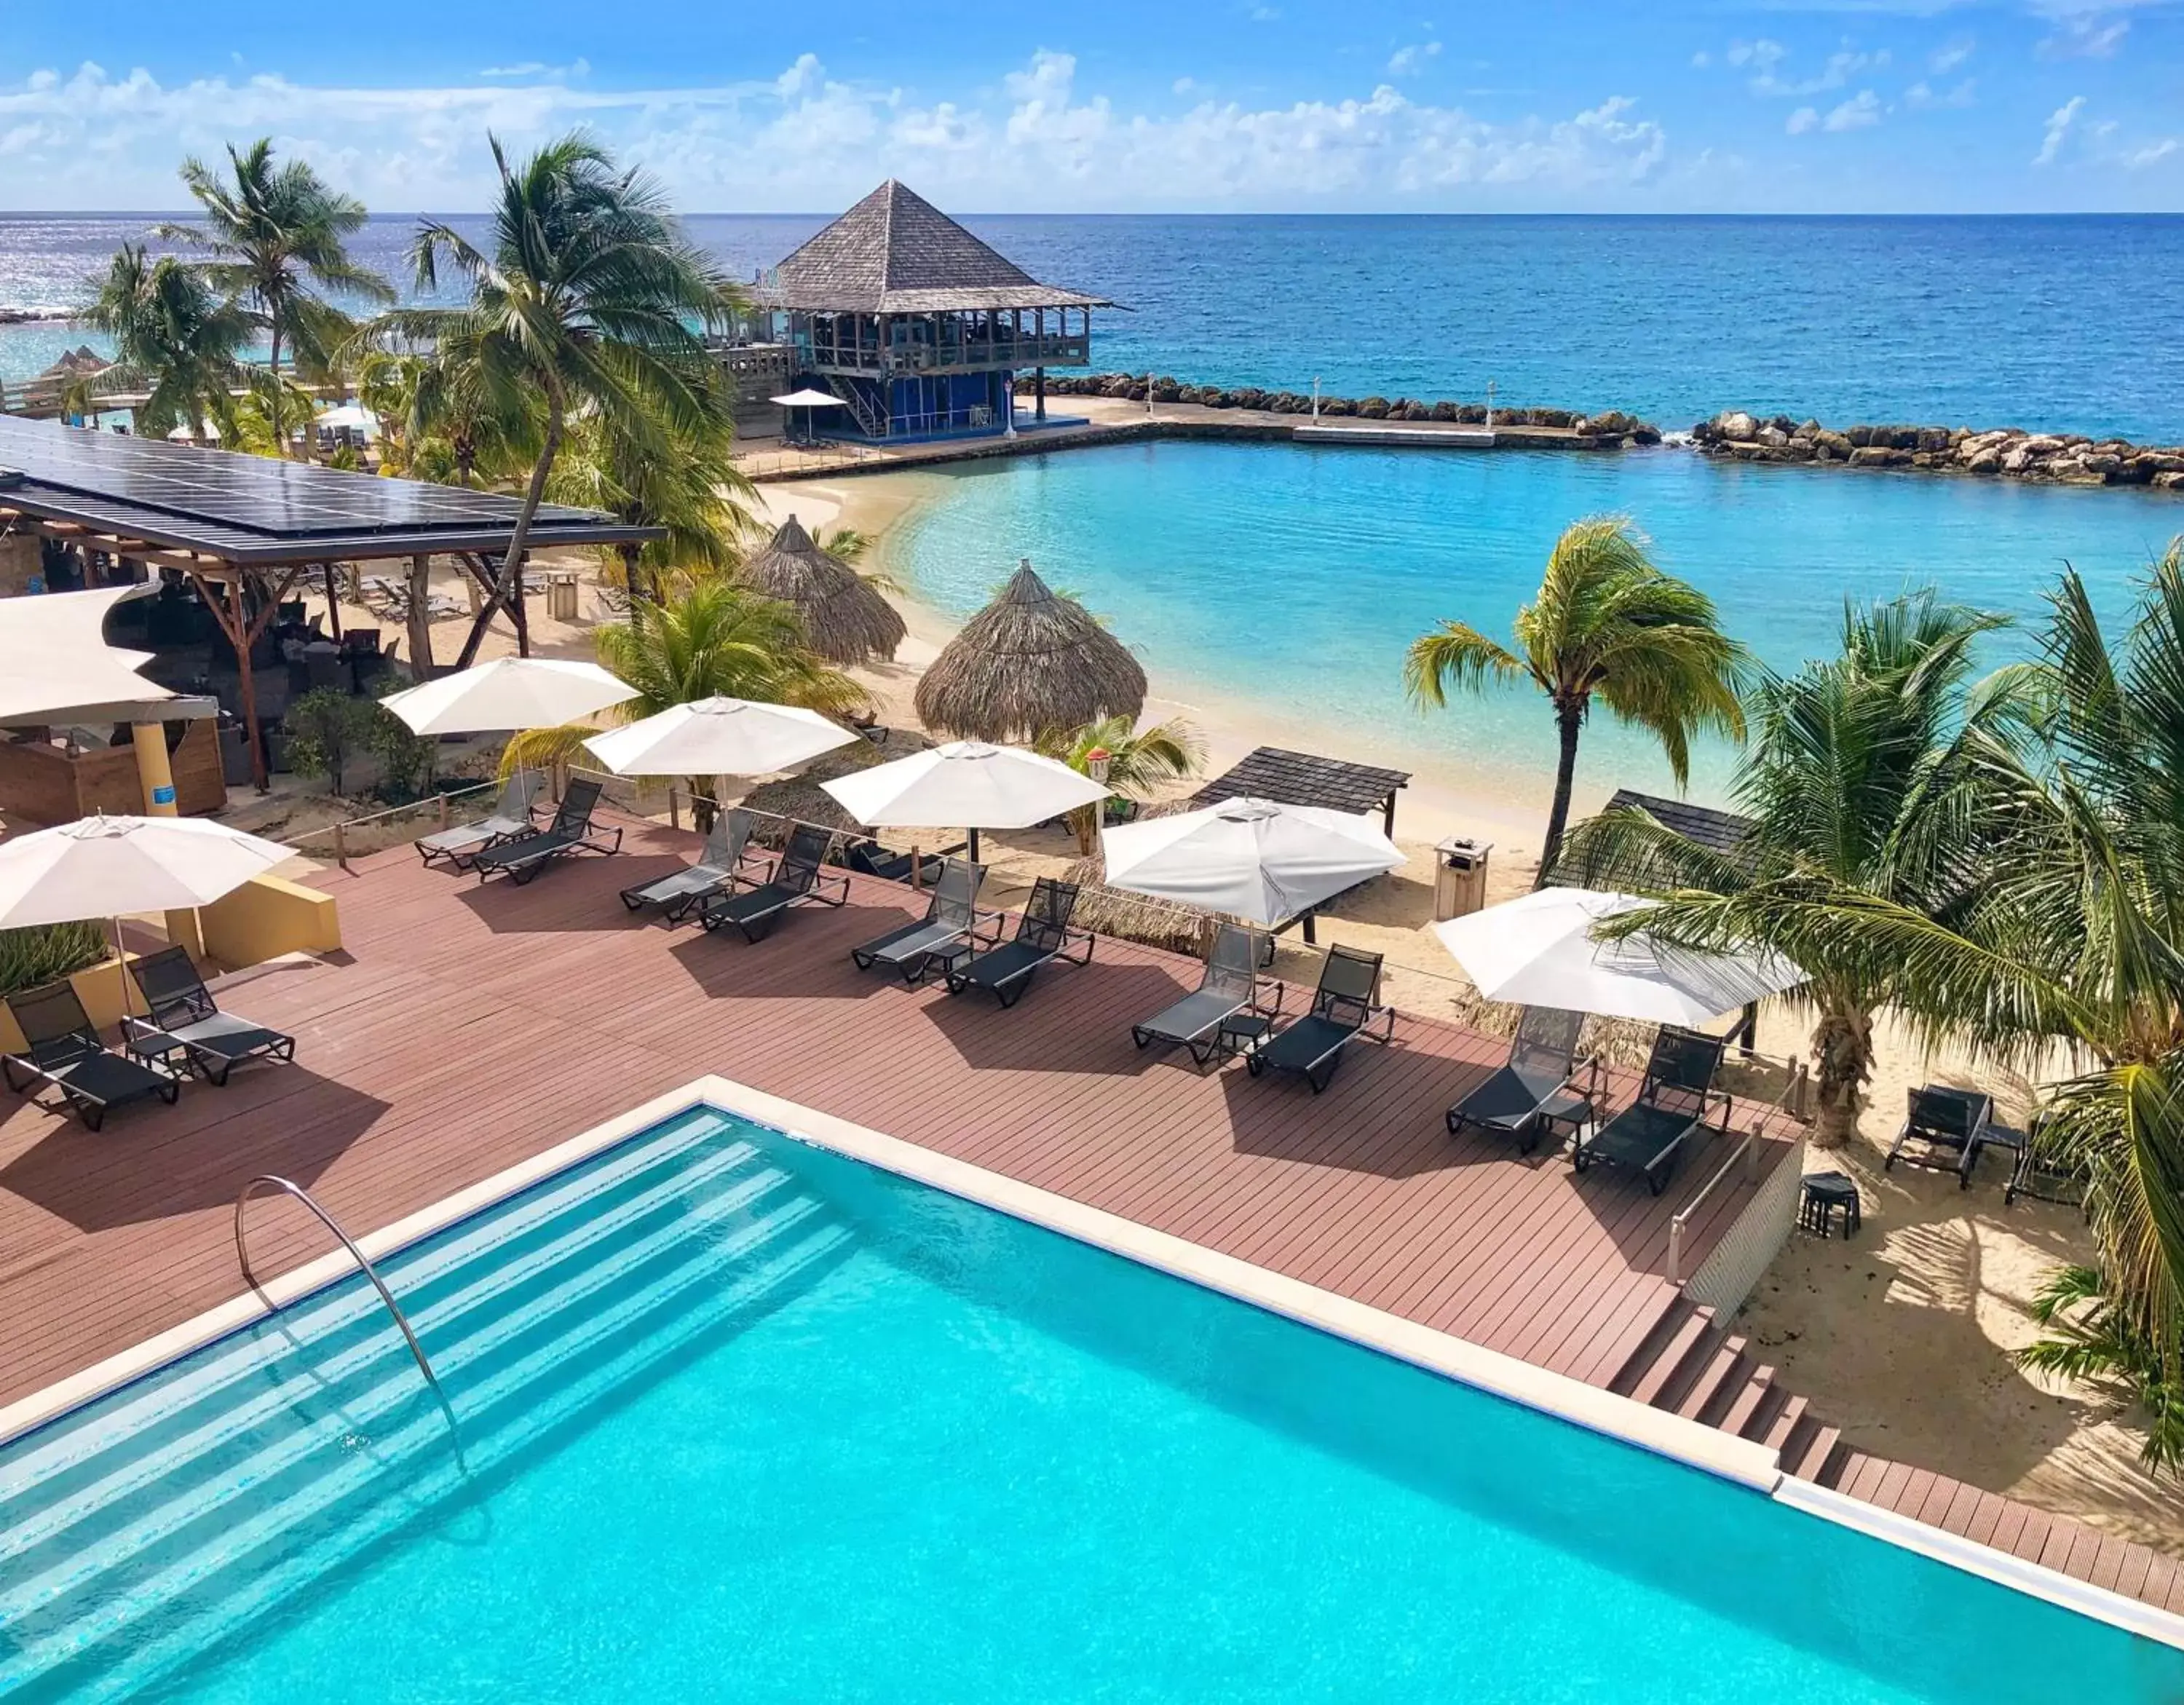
[0,415,630,558]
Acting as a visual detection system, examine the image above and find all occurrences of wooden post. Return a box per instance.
[322,563,342,641]
[190,564,303,794]
[438,794,451,830]
[332,818,349,872]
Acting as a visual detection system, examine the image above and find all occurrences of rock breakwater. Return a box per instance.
[1042,372,1661,444]
[1694,409,2184,491]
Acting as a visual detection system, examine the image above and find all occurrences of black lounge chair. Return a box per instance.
[849,858,995,984]
[416,770,545,868]
[698,823,847,943]
[1447,1005,1591,1153]
[1131,923,1281,1065]
[1245,944,1393,1093]
[620,809,767,922]
[943,877,1091,1008]
[2,982,180,1129]
[843,838,946,887]
[1886,1085,1993,1187]
[1572,1026,1729,1195]
[122,946,297,1086]
[470,778,623,885]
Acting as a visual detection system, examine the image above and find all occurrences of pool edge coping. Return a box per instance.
[4,1073,2180,1657]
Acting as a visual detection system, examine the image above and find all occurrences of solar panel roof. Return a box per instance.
[0,415,657,564]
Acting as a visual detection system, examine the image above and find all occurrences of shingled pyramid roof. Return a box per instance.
[760,181,1110,315]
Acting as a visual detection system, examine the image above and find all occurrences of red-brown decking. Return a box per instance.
[0,814,2175,1621]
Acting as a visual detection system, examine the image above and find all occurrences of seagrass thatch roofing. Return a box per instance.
[737,724,933,842]
[740,514,906,665]
[914,561,1147,743]
[759,181,1111,315]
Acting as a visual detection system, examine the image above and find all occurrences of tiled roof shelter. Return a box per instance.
[1195,745,1413,836]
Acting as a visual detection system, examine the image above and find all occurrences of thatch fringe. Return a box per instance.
[739,515,906,665]
[915,560,1147,743]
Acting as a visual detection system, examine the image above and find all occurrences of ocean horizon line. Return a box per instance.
[4,207,2183,224]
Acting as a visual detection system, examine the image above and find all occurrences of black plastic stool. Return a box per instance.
[1800,1171,1861,1239]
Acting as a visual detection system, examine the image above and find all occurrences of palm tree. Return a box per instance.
[372,132,740,665]
[1034,714,1206,853]
[1559,593,2016,1147]
[74,243,251,442]
[1404,517,1748,881]
[501,579,867,828]
[157,139,392,458]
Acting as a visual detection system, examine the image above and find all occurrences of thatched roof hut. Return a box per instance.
[740,515,906,665]
[737,725,932,845]
[915,561,1146,743]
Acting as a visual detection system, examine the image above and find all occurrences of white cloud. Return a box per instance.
[2040,15,2129,59]
[1249,4,1280,18]
[1172,76,1198,95]
[1690,50,1711,68]
[1904,77,1976,110]
[2035,94,2086,165]
[1824,90,1883,131]
[1786,106,1819,135]
[1928,37,1974,75]
[1388,41,1443,76]
[480,58,588,82]
[0,53,1685,213]
[2128,138,2179,167]
[1741,44,1890,100]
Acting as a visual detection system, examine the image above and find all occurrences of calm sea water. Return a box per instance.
[4,213,2184,438]
[892,439,2184,805]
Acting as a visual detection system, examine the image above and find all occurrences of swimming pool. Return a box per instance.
[3,1088,2178,1703]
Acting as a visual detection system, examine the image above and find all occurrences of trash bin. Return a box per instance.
[1433,837,1492,921]
[545,572,579,622]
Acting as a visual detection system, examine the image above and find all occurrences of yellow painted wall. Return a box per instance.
[199,875,343,968]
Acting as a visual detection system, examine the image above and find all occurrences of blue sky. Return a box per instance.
[0,1,2178,212]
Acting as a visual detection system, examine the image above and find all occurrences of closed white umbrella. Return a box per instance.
[582,697,855,778]
[0,814,294,929]
[821,740,1107,861]
[380,657,634,737]
[1432,886,1804,1026]
[1100,796,1404,927]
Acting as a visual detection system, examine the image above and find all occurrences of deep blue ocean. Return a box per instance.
[5,212,2184,438]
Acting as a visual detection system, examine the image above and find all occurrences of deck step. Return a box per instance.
[1717,1364,1777,1437]
[1760,1393,1811,1455]
[1675,1337,1749,1423]
[1784,1422,1843,1482]
[1621,1307,1715,1407]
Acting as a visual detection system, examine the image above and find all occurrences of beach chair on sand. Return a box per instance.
[620,809,767,922]
[470,778,623,885]
[415,771,545,869]
[1244,944,1392,1093]
[123,946,296,1086]
[1886,1085,1993,1188]
[943,877,1092,1008]
[2,984,180,1129]
[1447,1005,1591,1153]
[850,858,995,984]
[698,824,846,943]
[843,837,946,887]
[1572,1027,1729,1195]
[1131,923,1282,1066]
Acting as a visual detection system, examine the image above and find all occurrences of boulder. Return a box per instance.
[1797,419,1823,438]
[1813,430,1854,459]
[1457,403,1488,424]
[2155,471,2184,490]
[1755,426,1790,448]
[1204,389,1234,408]
[2002,444,2043,473]
[2148,453,2184,474]
[1917,427,1952,454]
[1430,400,1460,422]
[1768,414,1795,434]
[1849,446,1907,468]
[1631,424,1663,446]
[1322,397,1355,416]
[2018,434,2065,456]
[1845,424,1875,448]
[1910,451,1936,469]
[1966,448,2006,475]
[2115,456,2156,486]
[1718,410,1759,442]
[1233,387,1267,410]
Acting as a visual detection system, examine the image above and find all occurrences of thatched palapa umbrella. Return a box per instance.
[915,560,1146,743]
[740,515,906,665]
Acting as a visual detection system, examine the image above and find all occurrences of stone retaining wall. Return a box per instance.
[1693,409,2184,491]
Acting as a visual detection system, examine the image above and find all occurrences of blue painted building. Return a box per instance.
[754,181,1107,442]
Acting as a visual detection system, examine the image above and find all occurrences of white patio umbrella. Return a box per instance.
[1432,885,1805,1026]
[314,402,380,438]
[821,740,1107,861]
[769,388,845,440]
[1099,796,1404,927]
[380,657,635,737]
[582,696,856,778]
[0,814,296,930]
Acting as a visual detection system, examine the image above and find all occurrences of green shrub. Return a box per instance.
[363,703,436,804]
[283,689,374,795]
[0,921,108,997]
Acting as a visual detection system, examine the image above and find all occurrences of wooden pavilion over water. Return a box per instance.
[753,181,1109,442]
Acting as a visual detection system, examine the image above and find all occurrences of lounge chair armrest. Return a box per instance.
[812,869,851,907]
[1061,924,1096,965]
[1251,978,1286,1017]
[971,906,1009,945]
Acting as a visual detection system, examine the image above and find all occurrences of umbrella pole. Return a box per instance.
[968,826,980,863]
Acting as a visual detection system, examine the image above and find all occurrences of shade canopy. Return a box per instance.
[1100,796,1404,927]
[314,403,380,436]
[822,740,1106,831]
[768,389,845,408]
[1432,886,1805,1026]
[380,657,635,736]
[914,561,1147,743]
[0,584,175,724]
[582,696,856,778]
[737,515,906,665]
[0,813,294,928]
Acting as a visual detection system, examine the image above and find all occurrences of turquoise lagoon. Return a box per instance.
[892,440,2184,802]
[5,1106,2178,1701]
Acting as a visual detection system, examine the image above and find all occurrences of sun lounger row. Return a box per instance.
[2,949,296,1130]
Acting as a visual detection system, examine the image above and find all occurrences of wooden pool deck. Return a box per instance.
[1,813,2177,1620]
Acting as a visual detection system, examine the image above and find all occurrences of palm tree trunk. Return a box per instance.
[453,407,561,669]
[1536,700,1585,887]
[266,318,286,459]
[1810,1000,1875,1148]
[404,554,436,683]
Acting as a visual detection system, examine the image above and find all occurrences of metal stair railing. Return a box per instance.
[234,1175,467,1470]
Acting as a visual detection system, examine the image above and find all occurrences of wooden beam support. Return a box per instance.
[187,563,304,794]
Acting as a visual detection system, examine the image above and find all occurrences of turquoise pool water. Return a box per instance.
[4,1105,2178,1702]
[891,440,2184,803]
